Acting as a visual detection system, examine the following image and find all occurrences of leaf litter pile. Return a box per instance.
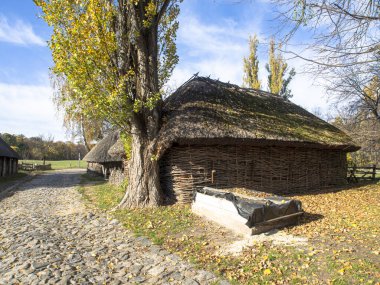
[82,179,380,284]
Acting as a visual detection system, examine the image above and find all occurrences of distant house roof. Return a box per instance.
[0,137,19,159]
[83,131,123,163]
[157,76,360,155]
[108,138,126,159]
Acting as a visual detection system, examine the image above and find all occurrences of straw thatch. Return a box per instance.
[0,137,19,159]
[108,138,126,159]
[157,76,359,154]
[83,131,123,163]
[158,76,359,204]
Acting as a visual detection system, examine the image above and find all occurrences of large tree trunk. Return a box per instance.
[117,31,162,208]
[118,128,161,208]
[116,2,163,208]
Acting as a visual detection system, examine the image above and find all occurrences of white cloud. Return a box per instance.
[0,15,45,46]
[282,47,331,114]
[178,16,248,57]
[169,14,259,88]
[289,73,329,113]
[0,83,67,141]
[169,13,329,116]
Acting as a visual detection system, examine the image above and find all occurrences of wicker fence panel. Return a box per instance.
[159,144,348,204]
[109,168,126,186]
[87,162,103,175]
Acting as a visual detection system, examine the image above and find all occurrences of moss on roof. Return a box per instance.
[83,131,123,163]
[157,76,359,154]
[108,138,125,159]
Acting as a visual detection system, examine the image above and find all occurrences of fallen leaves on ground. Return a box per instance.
[81,179,380,284]
[286,183,380,255]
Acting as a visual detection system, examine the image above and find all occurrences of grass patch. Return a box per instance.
[20,160,87,170]
[114,205,194,245]
[78,174,124,210]
[0,171,28,184]
[79,179,380,284]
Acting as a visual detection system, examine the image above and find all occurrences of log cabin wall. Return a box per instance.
[0,157,3,177]
[0,157,18,177]
[159,145,347,204]
[2,157,8,177]
[12,159,17,175]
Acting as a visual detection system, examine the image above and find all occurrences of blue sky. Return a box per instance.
[0,0,328,142]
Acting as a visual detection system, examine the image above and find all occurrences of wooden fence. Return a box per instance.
[19,163,52,171]
[347,164,377,182]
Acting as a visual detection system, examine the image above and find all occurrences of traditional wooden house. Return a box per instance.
[0,137,19,177]
[157,76,360,203]
[107,138,128,185]
[108,138,125,161]
[83,131,124,178]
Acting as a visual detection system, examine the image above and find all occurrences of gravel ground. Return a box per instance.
[0,169,226,285]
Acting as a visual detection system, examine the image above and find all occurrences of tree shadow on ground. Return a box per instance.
[298,212,324,225]
[263,212,325,234]
[0,170,104,203]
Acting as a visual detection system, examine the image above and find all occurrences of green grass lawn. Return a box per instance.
[78,174,124,210]
[20,160,87,170]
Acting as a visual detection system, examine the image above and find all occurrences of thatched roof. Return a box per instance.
[157,76,359,154]
[108,138,126,158]
[83,131,123,163]
[0,137,19,159]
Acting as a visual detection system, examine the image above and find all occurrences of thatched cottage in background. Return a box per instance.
[83,131,125,180]
[0,137,19,177]
[157,76,360,204]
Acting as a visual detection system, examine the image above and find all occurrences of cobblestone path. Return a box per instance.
[0,170,225,285]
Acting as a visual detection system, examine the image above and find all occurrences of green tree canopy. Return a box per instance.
[36,0,182,208]
[36,0,180,129]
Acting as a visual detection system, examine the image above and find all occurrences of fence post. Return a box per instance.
[372,165,376,180]
[353,164,358,183]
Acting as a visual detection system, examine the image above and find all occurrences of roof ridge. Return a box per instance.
[158,76,360,153]
[183,75,285,101]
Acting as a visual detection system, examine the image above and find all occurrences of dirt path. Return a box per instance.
[0,169,225,285]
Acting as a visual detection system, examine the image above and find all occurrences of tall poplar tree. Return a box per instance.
[35,0,181,208]
[266,38,295,100]
[243,35,261,89]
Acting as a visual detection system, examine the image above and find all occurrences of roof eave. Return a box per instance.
[169,137,360,152]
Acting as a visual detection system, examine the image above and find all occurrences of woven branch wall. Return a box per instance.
[87,162,103,174]
[159,145,347,204]
[109,169,125,186]
[110,159,128,186]
[87,161,124,177]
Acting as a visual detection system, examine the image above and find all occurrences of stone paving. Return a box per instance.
[0,169,226,284]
